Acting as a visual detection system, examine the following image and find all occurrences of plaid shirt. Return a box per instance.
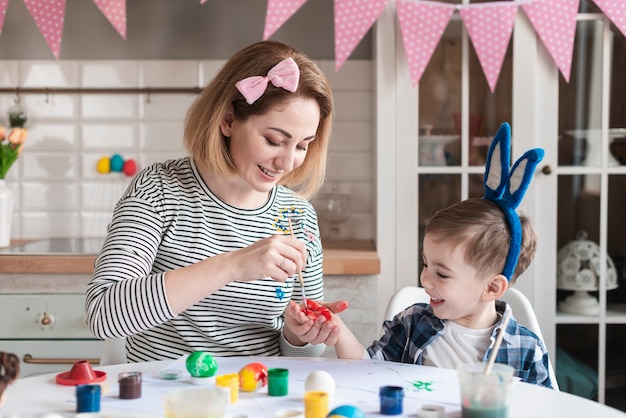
[366,300,555,389]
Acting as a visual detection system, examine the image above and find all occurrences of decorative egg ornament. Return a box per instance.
[96,157,110,174]
[123,159,137,176]
[305,370,336,397]
[110,153,124,172]
[327,405,366,418]
[96,154,138,176]
[185,351,218,385]
[238,362,268,392]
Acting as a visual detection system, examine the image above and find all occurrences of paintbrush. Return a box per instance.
[287,217,308,312]
[484,308,511,375]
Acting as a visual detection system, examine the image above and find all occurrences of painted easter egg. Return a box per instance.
[185,351,218,378]
[123,159,137,176]
[110,154,124,172]
[327,405,366,418]
[238,362,268,392]
[96,157,110,174]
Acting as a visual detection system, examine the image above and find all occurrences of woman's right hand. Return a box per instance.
[226,234,308,283]
[164,233,308,315]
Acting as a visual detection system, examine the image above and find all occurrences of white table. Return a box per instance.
[1,356,624,418]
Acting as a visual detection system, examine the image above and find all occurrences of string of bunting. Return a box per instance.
[264,0,623,91]
[0,0,624,92]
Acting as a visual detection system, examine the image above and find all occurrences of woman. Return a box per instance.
[86,40,343,362]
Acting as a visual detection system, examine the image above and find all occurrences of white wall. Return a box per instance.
[0,59,375,241]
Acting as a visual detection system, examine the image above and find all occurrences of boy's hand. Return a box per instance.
[300,299,332,320]
[283,299,348,346]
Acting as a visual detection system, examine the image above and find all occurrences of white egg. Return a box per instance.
[304,370,336,397]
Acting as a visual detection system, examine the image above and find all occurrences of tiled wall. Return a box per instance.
[0,59,374,240]
[322,274,379,357]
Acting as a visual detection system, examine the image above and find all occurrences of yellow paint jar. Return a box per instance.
[304,390,329,418]
[215,373,239,404]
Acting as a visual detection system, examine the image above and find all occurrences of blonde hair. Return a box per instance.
[183,40,333,200]
[424,198,537,285]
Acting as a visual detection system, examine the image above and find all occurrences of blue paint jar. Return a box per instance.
[76,384,101,413]
[379,385,404,415]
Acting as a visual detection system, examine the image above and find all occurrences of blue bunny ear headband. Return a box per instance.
[483,122,544,281]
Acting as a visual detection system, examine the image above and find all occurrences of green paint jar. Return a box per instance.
[268,368,289,396]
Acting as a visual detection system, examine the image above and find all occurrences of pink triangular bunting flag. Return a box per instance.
[334,0,391,71]
[93,0,126,40]
[522,0,580,82]
[264,0,308,40]
[397,0,455,87]
[22,0,66,59]
[459,2,518,93]
[0,0,9,35]
[592,0,626,38]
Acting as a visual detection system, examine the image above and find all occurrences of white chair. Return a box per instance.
[383,286,559,390]
[384,286,431,321]
[99,337,127,366]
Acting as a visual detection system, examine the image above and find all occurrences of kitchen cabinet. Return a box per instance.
[375,3,626,410]
[0,275,102,377]
[548,15,626,408]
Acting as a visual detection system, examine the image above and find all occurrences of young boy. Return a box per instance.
[333,123,556,389]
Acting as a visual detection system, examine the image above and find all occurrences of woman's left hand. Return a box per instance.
[282,300,348,346]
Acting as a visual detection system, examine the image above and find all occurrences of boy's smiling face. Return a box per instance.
[420,232,500,329]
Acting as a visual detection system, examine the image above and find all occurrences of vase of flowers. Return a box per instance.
[0,107,28,247]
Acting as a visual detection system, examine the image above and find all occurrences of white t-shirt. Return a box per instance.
[422,319,495,368]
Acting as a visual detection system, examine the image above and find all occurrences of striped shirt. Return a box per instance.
[85,157,325,362]
[367,301,555,388]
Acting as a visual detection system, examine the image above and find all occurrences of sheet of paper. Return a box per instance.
[69,356,463,417]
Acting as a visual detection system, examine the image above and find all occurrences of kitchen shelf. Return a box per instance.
[0,238,380,276]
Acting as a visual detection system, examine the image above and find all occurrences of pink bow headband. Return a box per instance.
[235,57,300,105]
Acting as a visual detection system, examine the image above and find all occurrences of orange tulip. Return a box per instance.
[1,125,28,179]
[7,128,27,145]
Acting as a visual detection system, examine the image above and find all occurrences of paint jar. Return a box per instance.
[118,371,142,399]
[457,362,514,418]
[268,368,289,396]
[304,390,328,418]
[216,373,240,403]
[379,385,404,415]
[76,384,101,413]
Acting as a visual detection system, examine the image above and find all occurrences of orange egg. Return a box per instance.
[238,362,268,392]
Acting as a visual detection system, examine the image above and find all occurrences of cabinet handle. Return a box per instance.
[541,165,553,175]
[22,354,100,365]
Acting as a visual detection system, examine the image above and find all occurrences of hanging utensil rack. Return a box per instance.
[0,87,202,95]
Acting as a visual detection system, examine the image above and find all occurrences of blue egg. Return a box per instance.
[110,154,124,172]
[327,405,366,418]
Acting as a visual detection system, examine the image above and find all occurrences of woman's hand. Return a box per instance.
[282,300,349,346]
[164,234,307,315]
[226,234,307,283]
